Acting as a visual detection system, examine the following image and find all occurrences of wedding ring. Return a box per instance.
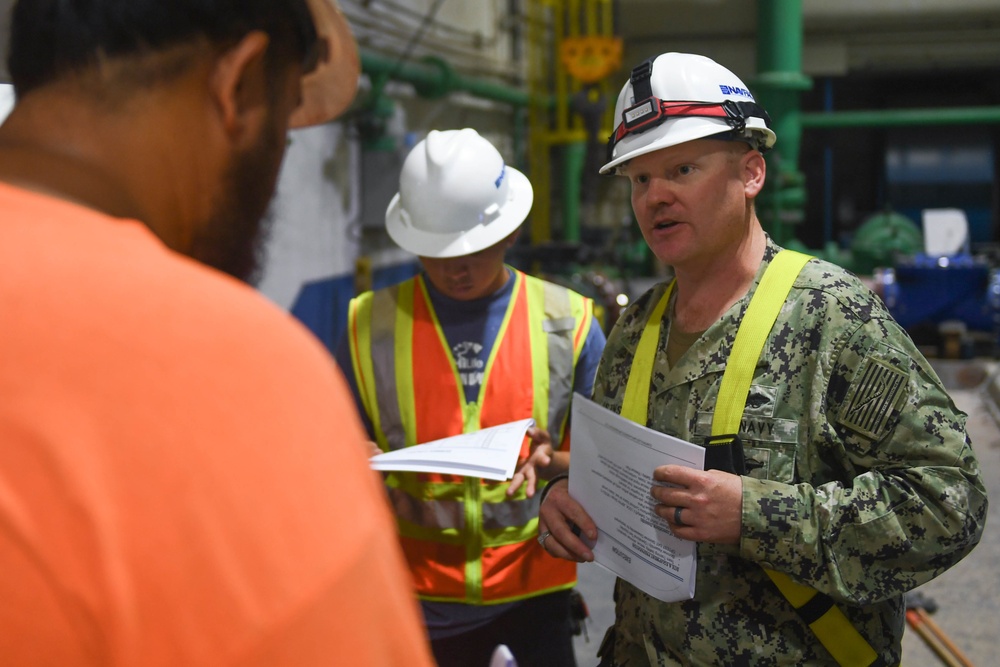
[674,507,686,527]
[537,530,552,548]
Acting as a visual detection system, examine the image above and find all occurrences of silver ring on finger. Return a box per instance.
[674,506,686,527]
[537,529,552,549]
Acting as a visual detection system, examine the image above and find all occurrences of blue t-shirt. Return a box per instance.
[334,268,606,638]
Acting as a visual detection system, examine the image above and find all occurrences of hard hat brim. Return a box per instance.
[600,116,775,175]
[385,165,534,259]
[288,0,360,129]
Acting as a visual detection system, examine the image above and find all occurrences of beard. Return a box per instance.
[190,111,286,285]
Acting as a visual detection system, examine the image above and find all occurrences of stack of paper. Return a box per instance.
[369,418,535,481]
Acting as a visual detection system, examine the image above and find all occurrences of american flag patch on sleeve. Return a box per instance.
[838,355,909,440]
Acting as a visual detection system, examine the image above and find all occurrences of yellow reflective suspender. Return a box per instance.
[619,280,674,424]
[621,250,882,667]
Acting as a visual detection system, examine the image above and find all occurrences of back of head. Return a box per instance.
[602,52,776,175]
[4,0,359,127]
[7,0,318,97]
[385,128,533,259]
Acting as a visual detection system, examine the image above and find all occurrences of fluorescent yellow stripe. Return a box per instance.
[348,292,386,445]
[712,250,811,437]
[621,281,674,424]
[394,279,418,447]
[526,273,550,429]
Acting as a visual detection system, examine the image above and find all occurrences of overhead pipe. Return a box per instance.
[360,49,545,108]
[802,106,1000,128]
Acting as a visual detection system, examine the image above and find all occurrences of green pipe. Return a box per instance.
[754,0,812,246]
[802,106,1000,128]
[360,49,544,108]
[563,141,587,243]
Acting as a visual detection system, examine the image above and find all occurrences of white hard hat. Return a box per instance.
[0,84,13,124]
[385,128,533,258]
[601,52,776,175]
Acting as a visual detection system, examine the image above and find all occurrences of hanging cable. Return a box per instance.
[382,0,447,80]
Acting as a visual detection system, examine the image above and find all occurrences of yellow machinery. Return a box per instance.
[526,0,621,247]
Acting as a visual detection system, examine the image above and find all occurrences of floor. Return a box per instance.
[571,359,1000,667]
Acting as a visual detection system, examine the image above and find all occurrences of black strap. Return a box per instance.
[629,58,655,106]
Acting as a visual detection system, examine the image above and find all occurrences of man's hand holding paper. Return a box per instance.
[539,395,706,603]
[650,465,744,544]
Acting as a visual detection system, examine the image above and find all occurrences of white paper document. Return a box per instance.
[569,394,705,603]
[369,418,534,481]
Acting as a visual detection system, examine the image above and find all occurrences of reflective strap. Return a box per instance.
[388,486,465,533]
[347,294,374,425]
[362,282,413,449]
[348,292,388,447]
[395,278,425,447]
[528,276,554,431]
[620,281,674,424]
[389,485,541,539]
[712,250,880,667]
[537,277,594,441]
[386,487,538,546]
[765,570,882,667]
[711,250,811,437]
[481,494,540,533]
[464,475,482,602]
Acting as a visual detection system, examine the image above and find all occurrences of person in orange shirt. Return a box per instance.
[0,1,435,665]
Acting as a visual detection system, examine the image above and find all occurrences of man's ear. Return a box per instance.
[743,149,766,198]
[208,31,271,143]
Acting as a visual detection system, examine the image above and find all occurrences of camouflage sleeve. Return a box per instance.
[740,315,988,605]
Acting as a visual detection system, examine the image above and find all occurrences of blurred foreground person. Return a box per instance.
[0,1,435,665]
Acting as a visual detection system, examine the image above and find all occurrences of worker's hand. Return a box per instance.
[507,426,554,497]
[537,477,597,562]
[365,439,383,458]
[651,465,743,544]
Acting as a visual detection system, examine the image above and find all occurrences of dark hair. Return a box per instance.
[7,0,318,96]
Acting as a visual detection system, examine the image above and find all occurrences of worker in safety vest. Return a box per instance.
[337,128,606,667]
[537,52,988,666]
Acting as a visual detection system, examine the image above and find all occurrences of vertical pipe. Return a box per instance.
[562,0,584,243]
[554,0,569,135]
[528,0,552,245]
[586,0,597,35]
[755,0,812,246]
[564,141,587,243]
[757,0,805,167]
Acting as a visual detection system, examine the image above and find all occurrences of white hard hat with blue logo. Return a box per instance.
[601,52,776,175]
[385,128,533,258]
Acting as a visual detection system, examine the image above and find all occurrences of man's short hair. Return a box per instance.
[7,0,318,96]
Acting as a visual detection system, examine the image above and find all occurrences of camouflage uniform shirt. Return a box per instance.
[593,240,988,666]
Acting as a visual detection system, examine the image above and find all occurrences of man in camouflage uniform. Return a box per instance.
[537,52,988,666]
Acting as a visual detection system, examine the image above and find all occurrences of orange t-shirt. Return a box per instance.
[0,182,435,667]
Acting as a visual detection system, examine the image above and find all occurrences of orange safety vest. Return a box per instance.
[347,269,595,604]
